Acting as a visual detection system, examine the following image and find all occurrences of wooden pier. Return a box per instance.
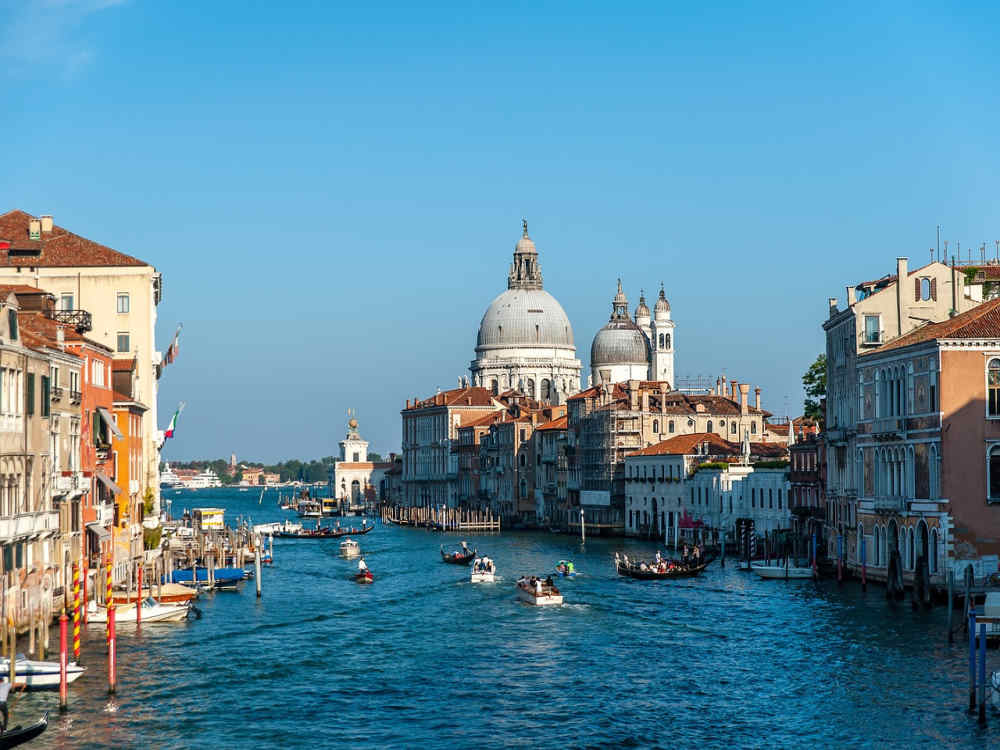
[380,505,500,533]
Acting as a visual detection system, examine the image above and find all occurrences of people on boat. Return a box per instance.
[534,578,543,596]
[682,544,689,564]
[0,675,23,734]
[358,558,368,572]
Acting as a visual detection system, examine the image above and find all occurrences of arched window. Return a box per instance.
[920,277,931,301]
[731,422,737,434]
[930,529,939,573]
[652,419,659,433]
[658,333,664,347]
[989,359,1000,417]
[526,379,535,398]
[707,420,713,433]
[490,379,498,396]
[665,334,671,349]
[540,379,551,401]
[751,422,757,434]
[668,420,674,433]
[907,527,915,570]
[874,526,881,567]
[989,446,1000,501]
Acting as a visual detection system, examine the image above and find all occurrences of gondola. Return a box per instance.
[614,555,713,580]
[0,713,47,748]
[440,545,476,565]
[355,570,374,584]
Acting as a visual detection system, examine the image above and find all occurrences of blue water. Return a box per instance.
[14,488,1000,748]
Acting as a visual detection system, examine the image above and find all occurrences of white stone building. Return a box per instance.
[590,280,674,387]
[469,221,581,403]
[331,416,391,506]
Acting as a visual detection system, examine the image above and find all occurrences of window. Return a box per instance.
[707,420,713,433]
[668,420,674,433]
[653,419,659,433]
[7,310,16,341]
[864,315,881,344]
[664,334,671,349]
[751,422,757,434]
[116,332,130,353]
[60,294,73,311]
[25,374,34,415]
[920,278,931,301]
[731,422,737,433]
[117,293,130,314]
[989,359,1000,417]
[658,333,664,347]
[989,446,1000,502]
[92,361,105,387]
[50,366,59,388]
[352,452,359,462]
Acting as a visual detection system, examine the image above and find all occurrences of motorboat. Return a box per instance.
[516,576,563,605]
[168,567,245,589]
[340,538,360,558]
[0,656,85,690]
[441,543,476,565]
[112,583,198,605]
[614,553,711,580]
[471,557,495,583]
[555,560,576,578]
[297,501,322,518]
[87,598,190,624]
[751,562,815,580]
[0,713,47,748]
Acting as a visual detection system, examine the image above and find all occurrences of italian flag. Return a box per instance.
[164,403,185,439]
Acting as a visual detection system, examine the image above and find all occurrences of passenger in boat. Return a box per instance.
[567,561,574,574]
[682,545,689,564]
[358,558,368,572]
[0,675,23,733]
[534,578,543,596]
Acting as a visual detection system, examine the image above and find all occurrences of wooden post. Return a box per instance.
[720,534,726,567]
[580,507,585,544]
[59,611,68,712]
[947,570,955,644]
[969,606,977,713]
[837,533,843,583]
[28,605,35,657]
[82,558,88,625]
[979,622,988,725]
[8,617,15,685]
[136,564,142,625]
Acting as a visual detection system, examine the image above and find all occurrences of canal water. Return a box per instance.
[15,487,1000,748]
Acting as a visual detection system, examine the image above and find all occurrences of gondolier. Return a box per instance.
[0,675,23,734]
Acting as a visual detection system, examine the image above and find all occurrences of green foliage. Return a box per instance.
[171,456,339,484]
[753,460,790,469]
[964,267,980,285]
[802,353,827,425]
[143,526,162,550]
[142,488,155,517]
[695,461,729,472]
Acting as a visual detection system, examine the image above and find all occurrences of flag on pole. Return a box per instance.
[164,402,186,439]
[164,323,183,367]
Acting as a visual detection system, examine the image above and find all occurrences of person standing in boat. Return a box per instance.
[358,557,368,573]
[0,675,24,734]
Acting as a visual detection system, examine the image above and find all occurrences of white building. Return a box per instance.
[625,433,790,544]
[469,221,581,403]
[332,416,391,506]
[590,280,674,387]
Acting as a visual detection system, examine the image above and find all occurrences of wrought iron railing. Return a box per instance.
[50,386,63,402]
[49,309,93,333]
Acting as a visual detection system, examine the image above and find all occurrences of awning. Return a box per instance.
[96,471,123,496]
[97,407,124,440]
[86,523,111,542]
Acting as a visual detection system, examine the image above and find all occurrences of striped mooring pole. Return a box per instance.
[71,562,81,662]
[105,557,113,645]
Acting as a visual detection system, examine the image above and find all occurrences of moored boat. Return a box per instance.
[471,557,495,583]
[441,542,476,565]
[0,657,84,690]
[0,713,47,748]
[167,567,244,589]
[87,598,190,624]
[751,562,815,580]
[340,538,360,557]
[516,576,563,605]
[112,583,198,605]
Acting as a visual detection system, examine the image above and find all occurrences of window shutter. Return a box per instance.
[41,376,49,417]
[25,374,34,416]
[914,277,920,301]
[931,277,937,300]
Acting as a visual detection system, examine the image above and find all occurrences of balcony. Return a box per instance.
[861,330,885,347]
[69,390,82,405]
[54,473,81,494]
[872,496,905,513]
[48,309,93,333]
[50,386,63,402]
[0,511,61,542]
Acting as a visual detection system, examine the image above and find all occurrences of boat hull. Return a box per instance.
[516,587,563,606]
[751,564,815,579]
[0,660,84,690]
[470,572,495,583]
[355,571,374,584]
[0,714,47,748]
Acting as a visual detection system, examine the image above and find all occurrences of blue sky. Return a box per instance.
[3,0,999,462]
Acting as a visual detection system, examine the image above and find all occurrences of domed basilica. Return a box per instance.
[590,279,674,388]
[469,222,582,403]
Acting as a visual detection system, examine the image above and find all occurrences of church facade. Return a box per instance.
[468,222,581,403]
[330,416,392,508]
[590,280,675,387]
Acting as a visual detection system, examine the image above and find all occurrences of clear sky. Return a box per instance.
[3,1,999,463]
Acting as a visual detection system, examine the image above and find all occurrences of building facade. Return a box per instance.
[331,417,392,510]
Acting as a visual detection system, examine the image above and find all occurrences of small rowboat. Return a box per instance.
[355,570,374,584]
[0,713,47,748]
[112,583,198,605]
[614,554,712,580]
[516,577,563,605]
[87,599,190,624]
[440,544,476,565]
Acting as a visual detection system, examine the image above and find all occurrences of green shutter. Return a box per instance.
[41,376,49,417]
[7,310,16,341]
[25,374,34,416]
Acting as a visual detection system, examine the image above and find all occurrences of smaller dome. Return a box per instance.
[515,219,537,254]
[591,319,651,368]
[654,285,671,316]
[635,290,650,319]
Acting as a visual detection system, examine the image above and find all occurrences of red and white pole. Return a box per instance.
[59,611,68,712]
[71,562,81,662]
[107,605,117,694]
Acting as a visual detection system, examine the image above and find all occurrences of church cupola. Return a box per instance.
[508,219,544,290]
[654,284,671,320]
[611,278,629,320]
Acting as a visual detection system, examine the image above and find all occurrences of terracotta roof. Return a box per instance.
[112,358,136,372]
[0,284,52,298]
[864,297,1000,355]
[0,210,149,268]
[460,412,506,429]
[629,432,735,457]
[405,386,498,410]
[16,310,86,345]
[856,261,936,288]
[536,415,568,431]
[567,386,601,401]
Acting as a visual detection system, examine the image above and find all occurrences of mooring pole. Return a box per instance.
[969,606,977,713]
[979,622,988,725]
[947,570,955,644]
[107,606,117,695]
[837,533,843,583]
[861,533,867,591]
[255,549,262,599]
[580,507,585,544]
[59,610,68,712]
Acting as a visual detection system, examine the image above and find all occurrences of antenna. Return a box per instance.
[995,240,998,262]
[983,243,988,264]
[944,240,949,263]
[937,224,941,262]
[930,248,934,264]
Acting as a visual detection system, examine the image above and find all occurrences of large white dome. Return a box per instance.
[476,288,575,352]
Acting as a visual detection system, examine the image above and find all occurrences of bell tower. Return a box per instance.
[651,284,675,387]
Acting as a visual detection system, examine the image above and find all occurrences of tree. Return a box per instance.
[802,353,827,425]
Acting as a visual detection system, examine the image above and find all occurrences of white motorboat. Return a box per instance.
[87,598,189,624]
[471,557,496,583]
[751,562,815,580]
[516,576,563,605]
[339,538,360,558]
[0,656,85,690]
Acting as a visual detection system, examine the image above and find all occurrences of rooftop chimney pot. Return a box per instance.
[40,215,53,233]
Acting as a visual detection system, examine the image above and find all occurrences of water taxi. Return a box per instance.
[516,576,563,605]
[87,598,190,624]
[751,562,815,580]
[471,557,495,583]
[340,538,360,557]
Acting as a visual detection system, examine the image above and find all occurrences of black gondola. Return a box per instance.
[440,544,476,565]
[0,714,47,748]
[614,556,713,580]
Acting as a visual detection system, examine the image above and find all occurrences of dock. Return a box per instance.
[380,505,500,533]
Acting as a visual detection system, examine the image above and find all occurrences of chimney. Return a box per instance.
[56,327,65,350]
[896,257,908,336]
[406,399,411,409]
[40,215,53,233]
[731,381,739,401]
[754,387,761,411]
[721,375,727,397]
[846,285,856,306]
[641,393,649,412]
[739,383,749,415]
[628,380,639,410]
[28,219,41,240]
[715,377,721,396]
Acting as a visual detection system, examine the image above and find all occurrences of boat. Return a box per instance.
[297,501,322,518]
[751,561,815,580]
[167,567,245,589]
[158,462,184,490]
[87,598,190,624]
[0,657,84,690]
[440,543,476,565]
[555,560,576,578]
[470,557,495,583]
[355,568,374,584]
[183,468,223,489]
[516,576,563,605]
[0,714,47,748]
[275,522,373,539]
[112,583,198,605]
[614,553,711,580]
[340,538,360,558]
